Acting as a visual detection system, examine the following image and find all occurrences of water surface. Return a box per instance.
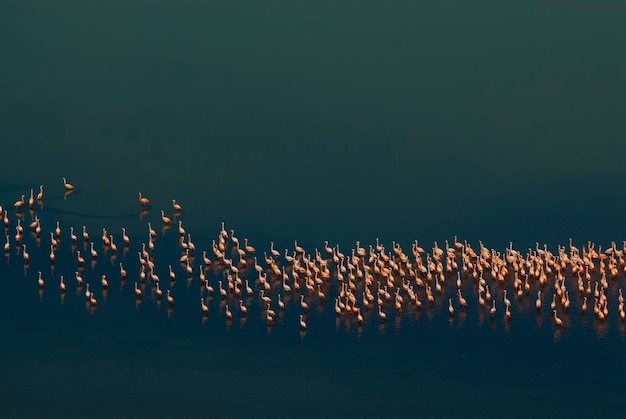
[1,1,625,417]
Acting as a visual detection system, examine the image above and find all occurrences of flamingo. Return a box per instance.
[62,177,74,190]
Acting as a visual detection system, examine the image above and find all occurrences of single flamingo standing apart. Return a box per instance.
[553,310,563,326]
[138,192,150,205]
[62,177,74,190]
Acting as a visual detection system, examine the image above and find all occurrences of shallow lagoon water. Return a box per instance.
[1,1,626,417]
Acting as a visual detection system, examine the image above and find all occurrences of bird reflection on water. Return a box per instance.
[2,178,626,338]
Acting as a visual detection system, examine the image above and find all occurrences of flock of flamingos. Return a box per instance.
[3,178,626,332]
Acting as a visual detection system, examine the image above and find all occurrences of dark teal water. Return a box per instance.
[1,1,625,417]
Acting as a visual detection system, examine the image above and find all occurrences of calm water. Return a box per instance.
[1,1,626,417]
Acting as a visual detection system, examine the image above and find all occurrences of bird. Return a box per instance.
[239,300,248,315]
[62,177,74,190]
[90,242,98,258]
[229,229,239,247]
[270,241,280,258]
[201,298,209,315]
[536,290,542,310]
[138,192,150,206]
[172,199,183,211]
[553,310,563,326]
[134,282,143,297]
[335,298,343,314]
[69,227,77,242]
[36,185,43,201]
[378,305,387,320]
[14,195,25,209]
[161,211,171,224]
[202,251,212,266]
[167,290,175,305]
[457,289,467,307]
[218,281,227,298]
[121,227,130,245]
[281,275,292,294]
[299,314,307,329]
[244,238,256,253]
[317,285,325,300]
[147,223,156,238]
[101,228,110,246]
[109,235,117,252]
[300,295,309,310]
